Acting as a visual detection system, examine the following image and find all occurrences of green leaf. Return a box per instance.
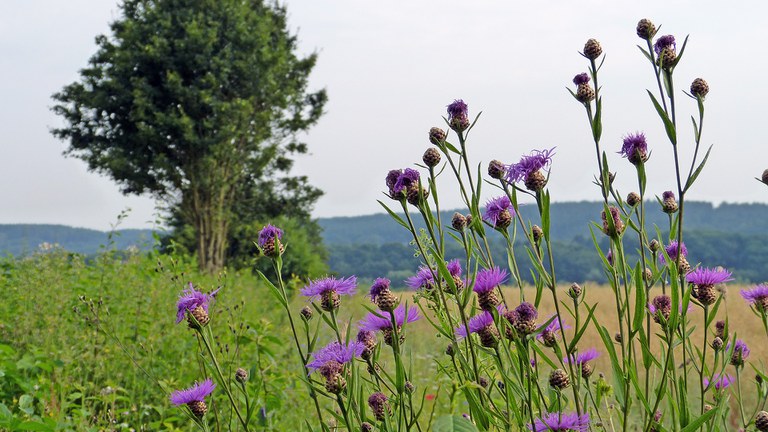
[16,421,55,432]
[443,141,461,155]
[633,265,647,333]
[377,200,408,228]
[680,409,716,432]
[255,270,287,309]
[432,415,479,432]
[684,145,712,192]
[647,90,676,145]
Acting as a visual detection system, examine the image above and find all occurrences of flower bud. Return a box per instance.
[300,306,313,321]
[636,19,656,39]
[568,283,582,299]
[690,78,709,99]
[488,160,506,180]
[627,192,641,207]
[711,337,723,351]
[532,225,543,243]
[423,147,441,168]
[762,169,768,185]
[583,39,603,60]
[429,127,446,144]
[451,212,467,231]
[549,369,570,390]
[649,239,660,253]
[235,367,249,383]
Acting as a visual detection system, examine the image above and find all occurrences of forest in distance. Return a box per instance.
[2,200,767,284]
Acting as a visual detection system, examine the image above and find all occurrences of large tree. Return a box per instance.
[52,0,327,272]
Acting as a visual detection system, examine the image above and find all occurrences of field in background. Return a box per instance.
[0,249,765,430]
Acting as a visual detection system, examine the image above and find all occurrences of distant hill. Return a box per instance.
[0,224,155,256]
[317,201,768,245]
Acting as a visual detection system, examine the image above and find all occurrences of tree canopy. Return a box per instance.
[52,0,327,272]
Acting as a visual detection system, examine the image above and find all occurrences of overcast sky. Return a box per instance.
[1,1,766,230]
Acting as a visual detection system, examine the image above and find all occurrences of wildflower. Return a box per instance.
[483,196,514,229]
[740,284,768,313]
[170,379,216,419]
[445,259,466,292]
[727,339,750,367]
[423,147,441,168]
[307,341,364,393]
[488,159,506,180]
[583,39,602,60]
[473,267,508,311]
[300,306,313,321]
[660,240,690,274]
[455,311,499,348]
[686,267,733,306]
[258,224,284,257]
[235,368,248,384]
[451,212,467,231]
[508,301,538,336]
[369,278,398,312]
[357,330,377,360]
[368,392,391,421]
[573,73,595,103]
[506,148,555,192]
[636,18,656,40]
[568,283,582,299]
[690,78,709,99]
[715,320,726,338]
[626,192,641,207]
[704,373,734,391]
[549,369,571,391]
[537,316,569,347]
[601,206,624,237]
[406,261,463,292]
[429,127,446,145]
[565,348,600,379]
[528,411,590,432]
[358,305,420,346]
[447,99,470,132]
[654,35,677,70]
[176,283,219,329]
[386,168,427,205]
[301,276,357,312]
[711,337,723,351]
[649,295,671,324]
[619,132,649,165]
[661,191,678,213]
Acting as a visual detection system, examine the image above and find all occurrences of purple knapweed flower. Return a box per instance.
[306,341,364,372]
[405,266,435,290]
[447,99,468,120]
[659,241,687,264]
[606,249,613,266]
[300,276,357,299]
[483,196,515,228]
[446,259,463,278]
[727,339,750,366]
[369,278,391,301]
[528,411,590,432]
[573,73,590,86]
[455,311,495,339]
[258,224,282,248]
[654,35,676,55]
[176,283,219,324]
[619,132,649,165]
[565,348,601,366]
[740,284,768,312]
[686,267,733,286]
[662,191,675,201]
[358,305,420,332]
[505,148,555,185]
[170,378,216,407]
[537,316,570,346]
[473,267,509,293]
[704,373,734,391]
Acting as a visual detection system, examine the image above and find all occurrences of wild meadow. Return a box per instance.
[3,17,768,432]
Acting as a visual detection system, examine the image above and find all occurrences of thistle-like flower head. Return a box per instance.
[358,305,420,332]
[455,311,495,339]
[386,169,420,198]
[175,283,219,324]
[505,148,555,184]
[258,224,283,248]
[405,266,435,289]
[447,99,468,120]
[528,411,590,432]
[654,35,676,55]
[565,348,601,366]
[483,196,515,226]
[473,267,509,293]
[300,276,357,299]
[170,379,216,405]
[740,284,768,305]
[573,73,590,85]
[704,373,734,391]
[369,278,391,301]
[619,132,649,165]
[306,341,364,372]
[659,241,687,264]
[686,267,733,286]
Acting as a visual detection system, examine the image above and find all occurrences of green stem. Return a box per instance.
[199,326,249,431]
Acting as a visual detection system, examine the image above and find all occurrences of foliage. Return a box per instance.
[51,0,327,272]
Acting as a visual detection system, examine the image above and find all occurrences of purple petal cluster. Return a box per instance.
[662,191,675,201]
[654,35,676,54]
[358,305,420,332]
[505,148,555,183]
[301,276,357,299]
[619,132,648,161]
[258,224,283,248]
[306,341,364,371]
[536,316,569,342]
[369,278,391,300]
[565,348,601,365]
[446,259,463,277]
[659,241,687,264]
[170,379,216,405]
[513,302,538,322]
[455,311,494,339]
[386,168,420,197]
[473,267,509,293]
[686,267,733,286]
[447,99,468,120]
[405,266,434,289]
[572,73,590,85]
[528,411,590,432]
[483,196,514,225]
[704,373,734,391]
[176,283,219,324]
[740,284,768,304]
[727,339,750,361]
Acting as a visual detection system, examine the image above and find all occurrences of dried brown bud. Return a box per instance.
[429,127,446,144]
[423,147,441,168]
[690,78,709,99]
[451,212,467,231]
[583,39,603,60]
[636,19,656,40]
[488,159,506,180]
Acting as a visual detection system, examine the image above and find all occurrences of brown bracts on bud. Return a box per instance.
[452,212,467,231]
[429,127,446,145]
[423,147,441,168]
[532,225,544,243]
[549,369,570,390]
[636,19,656,40]
[627,192,641,207]
[755,411,768,432]
[488,159,506,180]
[583,38,603,60]
[690,78,709,99]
